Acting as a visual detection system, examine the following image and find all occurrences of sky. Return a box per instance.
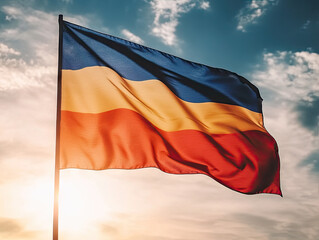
[0,0,318,239]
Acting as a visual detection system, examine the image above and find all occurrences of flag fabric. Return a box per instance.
[59,20,281,195]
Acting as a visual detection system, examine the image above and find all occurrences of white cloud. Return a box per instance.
[121,29,145,44]
[248,51,319,239]
[1,5,58,65]
[0,43,20,56]
[0,6,58,91]
[2,5,22,21]
[0,55,55,91]
[0,5,61,178]
[236,0,277,32]
[1,5,88,65]
[200,1,210,10]
[253,51,319,102]
[251,50,319,177]
[148,0,210,46]
[0,6,90,91]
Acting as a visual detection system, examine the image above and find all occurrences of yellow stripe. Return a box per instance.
[61,66,265,134]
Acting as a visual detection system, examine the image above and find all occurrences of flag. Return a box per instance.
[58,20,281,195]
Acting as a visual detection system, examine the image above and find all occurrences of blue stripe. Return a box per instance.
[62,21,262,113]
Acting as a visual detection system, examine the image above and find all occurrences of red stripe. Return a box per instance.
[59,109,281,195]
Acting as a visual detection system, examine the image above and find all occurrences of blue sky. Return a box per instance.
[0,0,318,239]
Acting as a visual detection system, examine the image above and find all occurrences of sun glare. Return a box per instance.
[58,170,116,238]
[59,172,95,230]
[0,176,53,234]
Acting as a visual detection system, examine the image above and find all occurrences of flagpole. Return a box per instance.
[53,14,63,240]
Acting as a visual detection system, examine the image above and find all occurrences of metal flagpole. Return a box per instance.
[53,14,63,240]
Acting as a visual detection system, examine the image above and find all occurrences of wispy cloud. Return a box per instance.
[0,55,55,91]
[247,51,319,239]
[0,6,57,91]
[252,50,319,174]
[0,6,88,239]
[0,4,60,184]
[121,29,145,44]
[0,217,22,233]
[236,0,277,32]
[0,5,90,91]
[2,5,22,21]
[0,217,42,239]
[199,1,210,10]
[253,51,319,102]
[148,0,210,46]
[301,150,319,173]
[0,43,20,56]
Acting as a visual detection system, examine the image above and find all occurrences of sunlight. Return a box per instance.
[58,170,117,237]
[0,175,53,233]
[59,172,96,232]
[23,178,53,229]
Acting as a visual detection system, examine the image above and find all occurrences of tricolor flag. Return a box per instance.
[57,19,281,195]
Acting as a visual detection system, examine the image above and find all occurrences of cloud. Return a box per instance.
[0,218,22,233]
[148,0,210,46]
[1,5,88,65]
[252,50,319,175]
[0,6,88,238]
[199,1,210,10]
[0,4,93,182]
[3,5,21,21]
[252,51,319,141]
[1,5,58,63]
[301,150,319,173]
[295,95,319,134]
[0,5,59,182]
[0,5,89,92]
[0,43,20,56]
[0,6,58,91]
[253,51,319,104]
[0,217,41,239]
[0,51,55,91]
[121,29,145,44]
[233,213,319,239]
[236,0,277,32]
[100,223,119,236]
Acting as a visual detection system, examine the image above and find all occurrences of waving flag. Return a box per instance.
[57,19,281,195]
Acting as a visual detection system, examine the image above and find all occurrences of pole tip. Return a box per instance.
[58,14,63,23]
